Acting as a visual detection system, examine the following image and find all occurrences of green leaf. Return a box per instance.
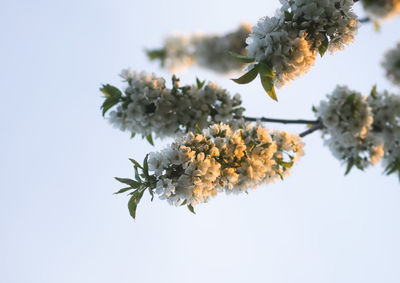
[134,166,141,182]
[318,35,329,57]
[344,159,354,175]
[100,84,122,98]
[195,124,202,134]
[180,199,187,206]
[196,78,206,89]
[129,158,143,169]
[370,85,377,99]
[345,93,356,106]
[130,132,136,139]
[149,189,154,201]
[187,204,196,214]
[284,11,293,21]
[312,105,318,113]
[143,154,149,178]
[278,160,294,168]
[374,21,380,32]
[277,171,284,180]
[228,51,255,63]
[146,134,154,146]
[231,66,259,84]
[101,96,120,116]
[383,159,400,175]
[128,190,145,220]
[258,62,275,78]
[146,48,166,67]
[114,187,134,194]
[260,76,278,101]
[115,177,141,188]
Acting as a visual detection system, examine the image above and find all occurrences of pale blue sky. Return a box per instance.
[1,1,400,282]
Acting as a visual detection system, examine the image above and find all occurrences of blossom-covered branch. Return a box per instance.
[382,42,400,87]
[115,122,304,219]
[232,0,359,100]
[359,0,400,21]
[100,70,244,142]
[146,24,251,74]
[314,85,400,176]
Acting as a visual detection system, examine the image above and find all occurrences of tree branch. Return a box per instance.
[243,115,320,125]
[299,122,324,138]
[358,17,371,23]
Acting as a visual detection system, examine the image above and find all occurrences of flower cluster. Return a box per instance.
[315,85,400,174]
[361,0,400,21]
[144,122,304,207]
[382,42,400,87]
[245,0,358,88]
[103,70,244,140]
[146,24,251,74]
[367,91,400,176]
[315,86,383,172]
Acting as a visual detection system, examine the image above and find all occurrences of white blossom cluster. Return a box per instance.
[147,122,305,206]
[107,70,244,139]
[150,24,251,73]
[367,91,400,174]
[382,42,400,87]
[361,0,400,20]
[246,0,358,87]
[315,86,384,170]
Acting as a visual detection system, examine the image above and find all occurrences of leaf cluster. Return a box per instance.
[114,155,156,219]
[114,155,196,220]
[230,52,277,101]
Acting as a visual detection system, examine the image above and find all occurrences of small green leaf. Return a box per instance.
[146,134,154,146]
[187,204,196,214]
[128,190,145,220]
[195,124,202,134]
[258,62,275,78]
[278,160,294,168]
[231,66,259,84]
[101,96,120,116]
[344,159,354,175]
[196,78,206,89]
[146,48,166,67]
[318,35,329,57]
[345,93,356,106]
[370,85,377,99]
[180,199,187,206]
[383,159,400,176]
[260,76,278,101]
[129,158,143,169]
[228,51,255,63]
[115,177,141,188]
[134,166,141,182]
[143,154,149,178]
[100,84,122,98]
[130,132,136,139]
[284,11,293,21]
[374,21,380,32]
[312,105,318,113]
[114,187,134,194]
[149,189,154,201]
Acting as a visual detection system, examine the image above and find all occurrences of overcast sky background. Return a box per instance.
[1,1,400,282]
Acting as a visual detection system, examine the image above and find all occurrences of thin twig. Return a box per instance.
[299,122,324,138]
[358,17,371,23]
[243,115,320,125]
